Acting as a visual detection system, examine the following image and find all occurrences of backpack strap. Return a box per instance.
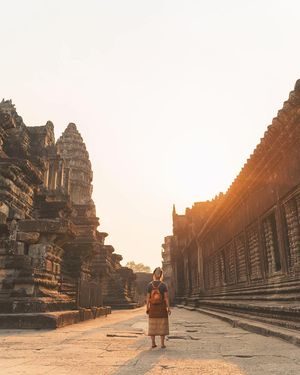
[151,281,161,289]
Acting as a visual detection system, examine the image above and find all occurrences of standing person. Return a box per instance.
[146,267,171,349]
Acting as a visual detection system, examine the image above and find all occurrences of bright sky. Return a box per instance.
[1,1,300,269]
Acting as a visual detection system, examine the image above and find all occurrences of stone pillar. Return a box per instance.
[48,158,58,191]
[57,159,64,189]
[43,161,50,189]
[197,242,205,293]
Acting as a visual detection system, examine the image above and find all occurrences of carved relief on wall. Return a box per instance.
[246,224,262,280]
[235,233,248,283]
[204,256,215,290]
[262,212,281,275]
[224,242,236,285]
[219,250,226,286]
[283,194,300,271]
[188,243,199,293]
[213,253,221,287]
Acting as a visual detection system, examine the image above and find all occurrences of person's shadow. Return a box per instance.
[112,347,168,375]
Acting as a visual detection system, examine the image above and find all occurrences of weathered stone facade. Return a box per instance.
[134,272,152,306]
[99,245,137,309]
[0,100,137,327]
[163,81,300,331]
[162,233,176,304]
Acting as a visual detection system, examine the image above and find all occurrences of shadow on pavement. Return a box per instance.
[112,348,164,375]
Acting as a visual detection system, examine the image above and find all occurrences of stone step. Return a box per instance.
[199,293,300,302]
[59,288,76,293]
[198,280,300,299]
[182,279,300,303]
[106,302,138,310]
[198,305,300,331]
[0,307,112,329]
[0,290,11,300]
[59,284,76,293]
[63,293,77,298]
[178,298,300,331]
[177,305,300,348]
[198,300,300,317]
[180,300,300,331]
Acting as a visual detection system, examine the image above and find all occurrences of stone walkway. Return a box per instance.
[0,307,299,375]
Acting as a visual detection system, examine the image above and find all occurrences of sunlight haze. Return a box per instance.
[1,0,300,269]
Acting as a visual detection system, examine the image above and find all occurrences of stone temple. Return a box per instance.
[0,100,137,328]
[162,80,300,332]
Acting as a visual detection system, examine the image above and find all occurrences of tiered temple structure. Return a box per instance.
[163,80,300,332]
[0,100,137,328]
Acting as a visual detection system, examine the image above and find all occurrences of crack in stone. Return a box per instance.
[167,335,200,341]
[160,365,176,369]
[222,354,254,358]
[222,353,299,362]
[106,334,138,338]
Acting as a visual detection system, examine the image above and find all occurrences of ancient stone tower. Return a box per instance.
[56,124,100,288]
[57,123,94,206]
[0,101,137,327]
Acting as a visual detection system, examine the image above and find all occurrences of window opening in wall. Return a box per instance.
[246,225,262,280]
[220,250,226,286]
[263,213,281,273]
[283,197,300,269]
[283,204,292,264]
[270,214,281,272]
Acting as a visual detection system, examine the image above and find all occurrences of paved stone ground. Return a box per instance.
[0,307,299,375]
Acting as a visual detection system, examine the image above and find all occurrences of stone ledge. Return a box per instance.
[177,305,300,348]
[107,303,138,310]
[0,306,111,329]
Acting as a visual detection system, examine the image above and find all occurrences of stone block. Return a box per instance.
[13,283,34,296]
[8,207,25,220]
[0,311,80,329]
[0,269,15,278]
[15,242,25,255]
[28,244,52,269]
[79,308,94,321]
[19,219,72,234]
[5,255,31,269]
[16,231,40,244]
[45,259,52,272]
[0,202,9,224]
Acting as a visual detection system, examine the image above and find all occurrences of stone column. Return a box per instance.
[48,159,58,191]
[43,161,50,189]
[196,241,205,293]
[56,159,64,189]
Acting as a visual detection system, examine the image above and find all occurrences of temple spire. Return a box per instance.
[56,123,93,205]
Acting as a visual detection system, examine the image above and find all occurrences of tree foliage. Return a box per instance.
[126,261,151,273]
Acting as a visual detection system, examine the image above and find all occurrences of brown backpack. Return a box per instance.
[150,282,163,305]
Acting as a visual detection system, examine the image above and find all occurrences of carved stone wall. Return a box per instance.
[164,81,300,318]
[0,100,137,316]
